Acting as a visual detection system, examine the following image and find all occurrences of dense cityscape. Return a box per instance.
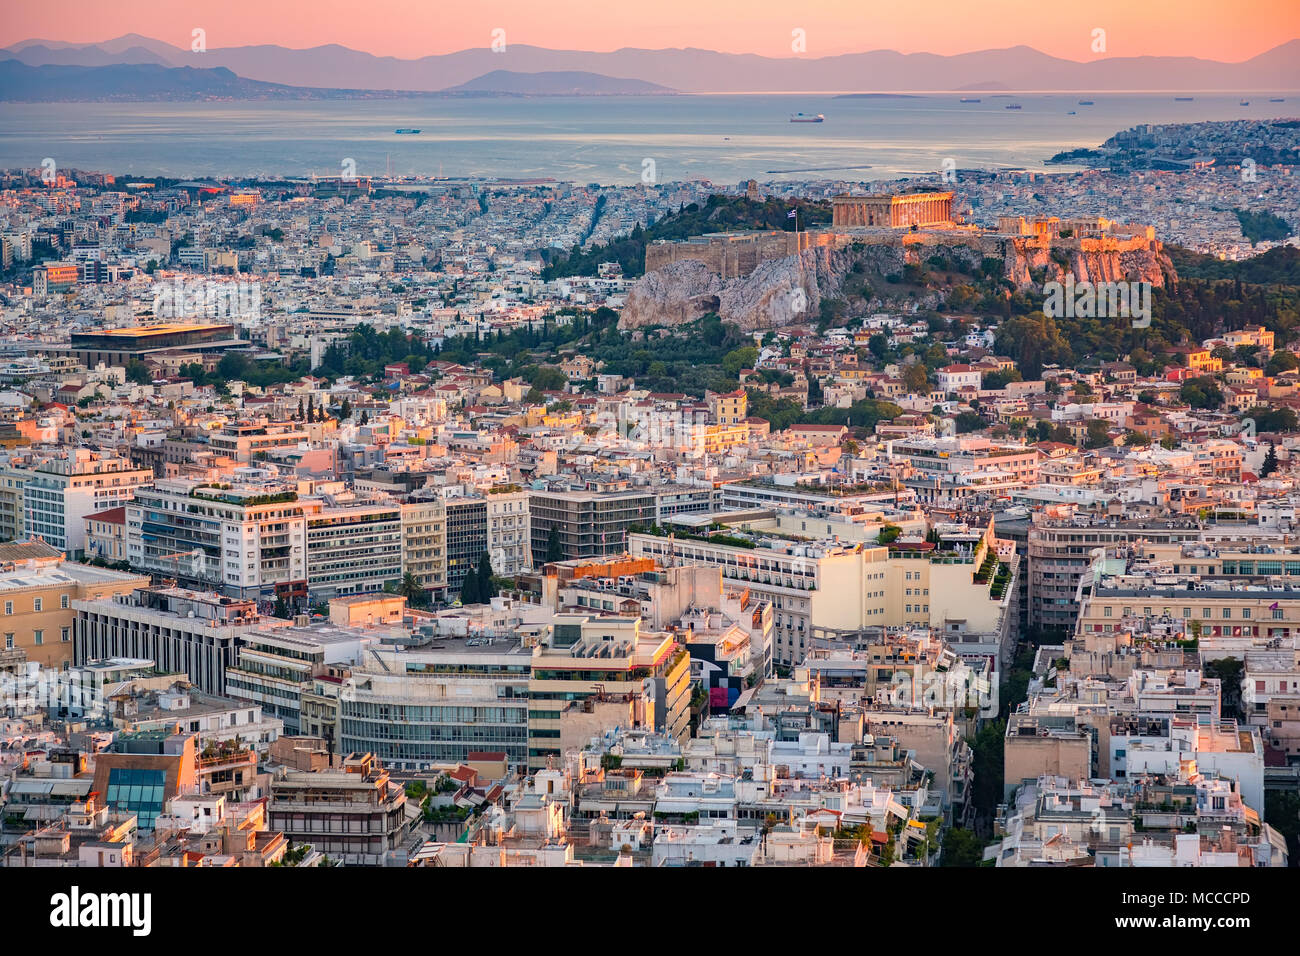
[0,11,1297,933]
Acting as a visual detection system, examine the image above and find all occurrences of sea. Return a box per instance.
[1,92,1295,185]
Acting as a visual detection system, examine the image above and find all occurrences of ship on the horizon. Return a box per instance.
[1077,100,1095,105]
[959,97,981,103]
[1005,103,1022,110]
[1174,96,1194,101]
[394,128,422,134]
[790,113,825,123]
[1240,99,1250,106]
[1270,97,1286,102]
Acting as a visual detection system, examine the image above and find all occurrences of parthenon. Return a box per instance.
[832,191,955,228]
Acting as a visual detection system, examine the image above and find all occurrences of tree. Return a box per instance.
[528,366,567,391]
[868,334,889,362]
[721,346,758,376]
[902,363,929,393]
[954,411,984,434]
[1204,658,1244,719]
[271,596,291,619]
[476,552,498,602]
[993,311,1072,379]
[940,828,988,867]
[1253,407,1298,433]
[807,375,824,407]
[1261,444,1279,477]
[1083,418,1113,449]
[1179,376,1223,409]
[217,351,251,381]
[124,360,152,385]
[397,572,429,608]
[877,524,902,544]
[459,567,481,605]
[545,527,564,563]
[339,398,352,421]
[1267,350,1298,376]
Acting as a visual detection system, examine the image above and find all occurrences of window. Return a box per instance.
[1182,608,1191,618]
[1242,608,1251,619]
[3,602,10,616]
[61,627,70,643]
[60,594,69,609]
[32,598,41,613]
[1104,606,1112,618]
[3,633,11,649]
[1223,608,1231,619]
[33,630,42,646]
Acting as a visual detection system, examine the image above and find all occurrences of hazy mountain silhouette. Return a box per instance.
[0,60,401,101]
[3,35,1297,93]
[444,70,674,95]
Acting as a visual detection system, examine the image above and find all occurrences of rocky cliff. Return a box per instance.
[1001,237,1176,289]
[619,233,1177,331]
[621,242,915,331]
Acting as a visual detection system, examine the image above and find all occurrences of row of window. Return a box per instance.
[3,594,69,614]
[1102,605,1285,620]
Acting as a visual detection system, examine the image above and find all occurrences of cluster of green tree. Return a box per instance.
[181,352,313,390]
[1252,406,1299,433]
[539,195,833,280]
[1235,209,1293,245]
[1179,375,1224,409]
[744,390,903,432]
[435,308,619,376]
[314,323,438,379]
[458,553,498,606]
[584,313,753,396]
[990,280,1300,376]
[1168,245,1300,283]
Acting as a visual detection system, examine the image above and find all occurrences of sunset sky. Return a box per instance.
[3,0,1298,61]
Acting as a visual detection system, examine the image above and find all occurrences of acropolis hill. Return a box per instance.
[623,191,1175,331]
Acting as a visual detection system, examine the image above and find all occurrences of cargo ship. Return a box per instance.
[959,97,981,103]
[1270,97,1286,102]
[1077,100,1094,105]
[1005,103,1022,109]
[1175,97,1194,101]
[1240,100,1250,106]
[394,128,422,134]
[790,113,825,123]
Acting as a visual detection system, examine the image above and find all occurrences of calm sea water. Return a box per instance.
[1,93,1294,184]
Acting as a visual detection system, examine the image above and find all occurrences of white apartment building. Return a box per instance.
[15,449,153,554]
[485,488,531,577]
[125,475,308,601]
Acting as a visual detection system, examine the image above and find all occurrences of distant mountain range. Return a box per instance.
[0,60,400,101]
[0,60,674,101]
[443,70,673,95]
[3,34,1298,96]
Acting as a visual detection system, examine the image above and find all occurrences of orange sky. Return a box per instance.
[3,0,1297,61]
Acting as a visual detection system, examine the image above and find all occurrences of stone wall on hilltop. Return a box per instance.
[620,229,1176,331]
